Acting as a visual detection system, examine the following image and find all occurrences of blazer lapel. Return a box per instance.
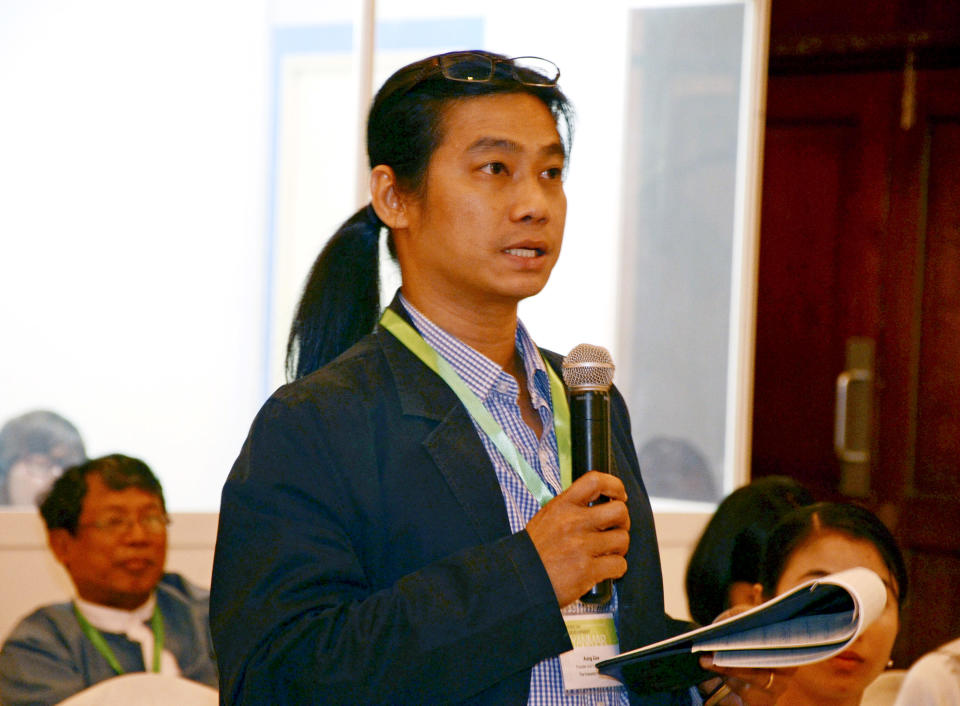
[376,309,512,544]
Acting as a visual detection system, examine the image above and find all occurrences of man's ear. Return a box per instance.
[370,165,409,230]
[48,528,73,566]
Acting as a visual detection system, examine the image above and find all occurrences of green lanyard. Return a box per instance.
[73,602,165,675]
[380,308,572,506]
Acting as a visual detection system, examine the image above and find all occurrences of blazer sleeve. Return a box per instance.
[210,377,571,705]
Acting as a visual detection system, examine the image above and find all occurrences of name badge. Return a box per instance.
[559,613,622,690]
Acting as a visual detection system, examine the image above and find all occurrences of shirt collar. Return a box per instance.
[74,593,156,634]
[397,294,549,405]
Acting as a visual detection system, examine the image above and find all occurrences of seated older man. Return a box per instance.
[0,454,217,705]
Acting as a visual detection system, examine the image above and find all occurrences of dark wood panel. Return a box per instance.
[874,93,926,505]
[771,0,907,37]
[899,498,960,550]
[895,551,960,665]
[758,0,960,669]
[770,0,960,36]
[756,68,960,667]
[769,0,960,74]
[915,119,960,495]
[753,74,897,498]
[752,124,846,489]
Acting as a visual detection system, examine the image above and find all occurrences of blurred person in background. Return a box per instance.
[0,454,217,705]
[0,409,86,506]
[638,436,718,503]
[685,476,813,626]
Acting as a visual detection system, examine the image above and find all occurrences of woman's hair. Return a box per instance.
[39,454,165,534]
[685,476,813,625]
[286,50,574,380]
[759,502,909,607]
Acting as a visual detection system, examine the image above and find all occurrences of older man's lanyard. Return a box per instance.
[380,308,572,505]
[72,603,164,675]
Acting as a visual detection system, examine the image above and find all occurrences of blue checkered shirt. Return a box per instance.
[401,296,630,706]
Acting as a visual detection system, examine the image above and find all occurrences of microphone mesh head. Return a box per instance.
[562,343,615,391]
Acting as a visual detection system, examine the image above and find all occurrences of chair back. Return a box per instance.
[57,673,217,705]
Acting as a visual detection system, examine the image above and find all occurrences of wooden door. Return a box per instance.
[753,67,960,666]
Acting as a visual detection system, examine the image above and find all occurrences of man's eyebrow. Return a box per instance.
[467,137,521,153]
[541,142,566,158]
[94,500,162,512]
[466,137,566,158]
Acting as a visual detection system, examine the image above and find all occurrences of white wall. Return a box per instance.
[0,0,271,510]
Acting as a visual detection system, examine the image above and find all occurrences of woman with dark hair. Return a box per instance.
[754,502,907,706]
[212,50,778,705]
[685,476,814,626]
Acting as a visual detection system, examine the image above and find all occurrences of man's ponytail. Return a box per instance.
[285,205,383,380]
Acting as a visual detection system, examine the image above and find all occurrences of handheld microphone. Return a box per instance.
[562,343,615,605]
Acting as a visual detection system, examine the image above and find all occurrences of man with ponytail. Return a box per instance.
[211,51,779,705]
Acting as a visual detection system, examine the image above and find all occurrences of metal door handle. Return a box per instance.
[835,369,871,463]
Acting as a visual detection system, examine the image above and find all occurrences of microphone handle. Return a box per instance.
[569,389,613,605]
